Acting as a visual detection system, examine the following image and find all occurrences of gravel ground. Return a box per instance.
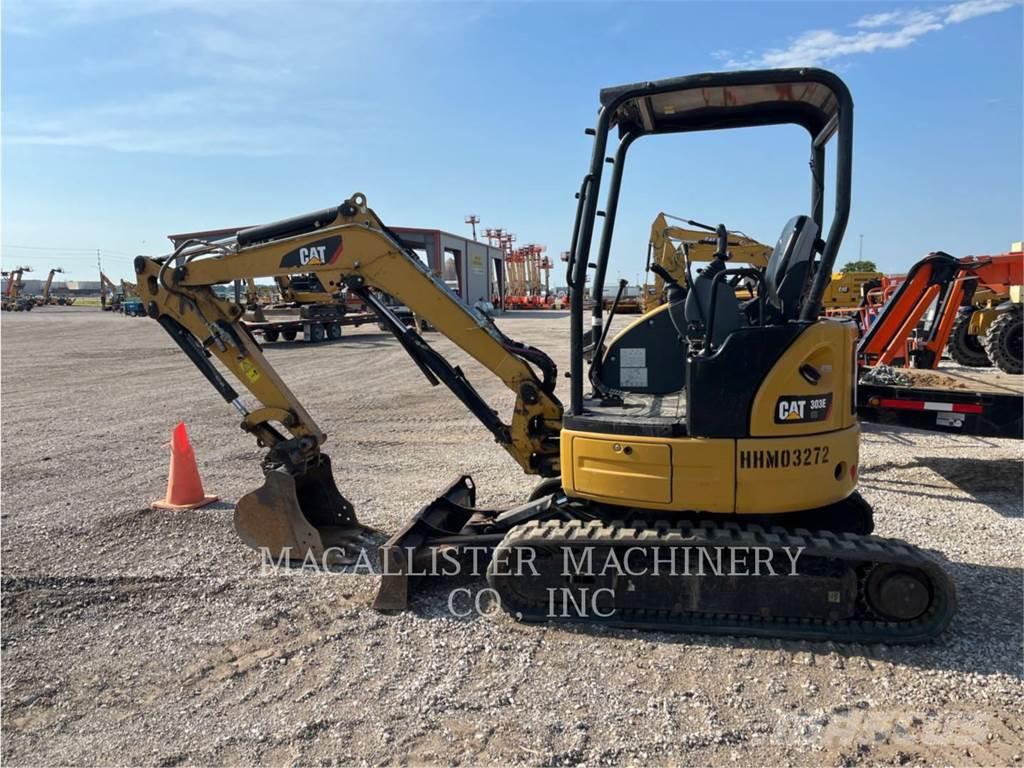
[2,306,1022,767]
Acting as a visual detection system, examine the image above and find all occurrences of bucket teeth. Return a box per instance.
[233,455,374,564]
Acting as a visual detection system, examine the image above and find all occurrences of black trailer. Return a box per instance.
[857,367,1023,439]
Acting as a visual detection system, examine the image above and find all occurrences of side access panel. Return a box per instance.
[571,437,671,504]
[561,431,735,513]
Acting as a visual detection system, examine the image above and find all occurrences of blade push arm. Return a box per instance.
[134,193,563,476]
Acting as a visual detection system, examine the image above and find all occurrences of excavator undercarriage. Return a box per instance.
[135,68,956,644]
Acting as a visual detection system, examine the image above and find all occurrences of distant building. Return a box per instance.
[66,281,101,292]
[391,228,504,310]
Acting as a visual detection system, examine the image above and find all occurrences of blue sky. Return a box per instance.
[2,0,1021,282]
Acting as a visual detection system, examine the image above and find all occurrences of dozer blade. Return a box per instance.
[374,475,495,611]
[234,454,374,565]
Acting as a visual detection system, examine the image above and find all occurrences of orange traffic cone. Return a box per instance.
[152,422,219,511]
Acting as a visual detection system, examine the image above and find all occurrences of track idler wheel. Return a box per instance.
[234,454,373,565]
[865,564,931,621]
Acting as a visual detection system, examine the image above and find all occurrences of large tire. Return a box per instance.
[263,329,280,342]
[983,306,1023,374]
[282,330,297,341]
[326,322,343,340]
[947,310,991,367]
[308,323,326,343]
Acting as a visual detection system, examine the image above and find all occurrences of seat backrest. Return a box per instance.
[683,259,741,347]
[765,215,819,320]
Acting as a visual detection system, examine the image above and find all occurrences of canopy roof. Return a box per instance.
[599,68,848,141]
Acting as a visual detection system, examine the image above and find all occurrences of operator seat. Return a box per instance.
[675,215,820,349]
[764,215,819,321]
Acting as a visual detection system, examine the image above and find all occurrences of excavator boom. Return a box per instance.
[135,193,562,562]
[643,213,771,310]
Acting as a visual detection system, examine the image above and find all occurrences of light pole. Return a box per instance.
[465,215,480,241]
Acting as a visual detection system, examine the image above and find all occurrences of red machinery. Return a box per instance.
[492,238,554,310]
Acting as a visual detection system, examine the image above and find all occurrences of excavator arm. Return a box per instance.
[134,193,563,561]
[644,213,771,309]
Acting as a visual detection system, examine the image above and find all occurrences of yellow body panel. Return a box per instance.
[562,427,858,515]
[735,425,858,513]
[571,436,673,504]
[563,318,860,515]
[563,433,735,512]
[968,307,998,336]
[749,319,857,437]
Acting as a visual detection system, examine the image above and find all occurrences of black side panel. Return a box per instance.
[237,206,341,246]
[598,308,688,394]
[687,323,805,438]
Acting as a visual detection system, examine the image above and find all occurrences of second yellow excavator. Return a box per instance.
[134,68,955,643]
[641,213,772,312]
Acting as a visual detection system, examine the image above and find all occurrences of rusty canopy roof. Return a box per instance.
[599,68,848,141]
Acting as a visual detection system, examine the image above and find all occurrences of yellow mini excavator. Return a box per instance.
[134,68,955,643]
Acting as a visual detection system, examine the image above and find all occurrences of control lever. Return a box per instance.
[648,263,678,287]
[714,224,730,262]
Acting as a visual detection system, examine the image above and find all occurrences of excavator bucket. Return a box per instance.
[234,455,373,565]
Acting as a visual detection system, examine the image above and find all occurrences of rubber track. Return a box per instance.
[487,519,957,644]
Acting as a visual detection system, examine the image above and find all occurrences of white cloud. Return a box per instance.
[726,0,1019,68]
[944,0,1016,22]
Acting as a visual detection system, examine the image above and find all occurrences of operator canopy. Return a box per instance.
[600,68,845,141]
